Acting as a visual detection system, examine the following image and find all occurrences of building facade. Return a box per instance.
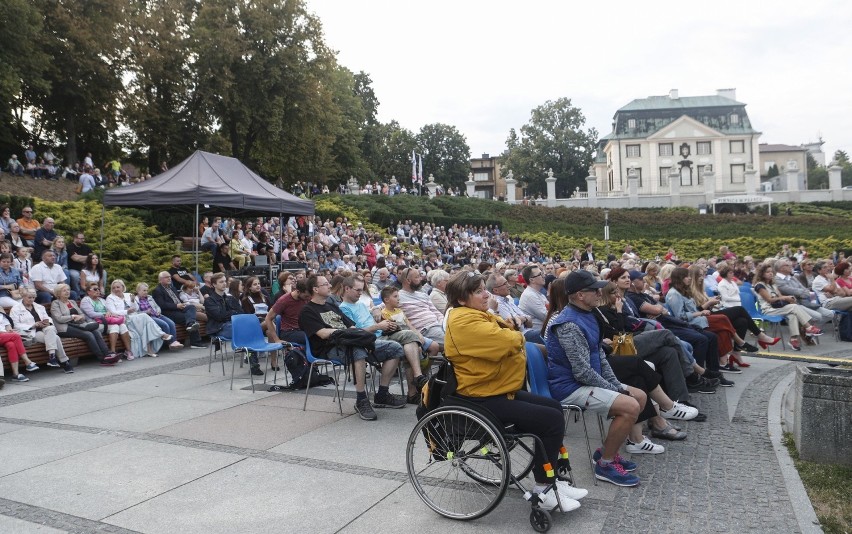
[592,89,761,197]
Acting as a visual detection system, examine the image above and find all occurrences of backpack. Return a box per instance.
[838,313,852,342]
[283,347,335,390]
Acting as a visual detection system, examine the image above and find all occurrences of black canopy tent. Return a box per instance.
[102,150,314,274]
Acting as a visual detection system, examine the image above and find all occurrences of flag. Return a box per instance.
[411,151,417,184]
[417,154,423,184]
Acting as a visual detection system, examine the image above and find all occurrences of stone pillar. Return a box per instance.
[464,172,476,197]
[794,365,852,466]
[627,168,639,208]
[348,177,360,196]
[505,170,517,203]
[744,163,758,194]
[425,174,438,198]
[786,160,801,192]
[828,162,842,191]
[669,166,681,207]
[703,166,715,204]
[545,168,557,207]
[585,169,598,208]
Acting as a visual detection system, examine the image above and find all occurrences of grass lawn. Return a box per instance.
[783,432,852,534]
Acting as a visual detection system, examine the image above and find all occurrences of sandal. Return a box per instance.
[650,422,687,441]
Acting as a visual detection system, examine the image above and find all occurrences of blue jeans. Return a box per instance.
[152,315,177,342]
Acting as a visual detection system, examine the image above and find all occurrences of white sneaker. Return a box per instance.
[527,487,581,512]
[625,437,665,454]
[660,401,698,421]
[556,480,588,501]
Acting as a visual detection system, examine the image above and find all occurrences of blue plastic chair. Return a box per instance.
[302,333,346,414]
[208,330,232,376]
[230,314,284,392]
[738,287,787,349]
[525,342,603,485]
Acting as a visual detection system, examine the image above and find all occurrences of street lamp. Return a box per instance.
[603,209,610,256]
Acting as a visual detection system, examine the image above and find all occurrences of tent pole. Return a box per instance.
[99,203,105,257]
[194,204,199,276]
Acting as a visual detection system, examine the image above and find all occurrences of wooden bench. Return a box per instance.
[1,320,207,373]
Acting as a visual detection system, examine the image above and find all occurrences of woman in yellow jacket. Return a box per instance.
[444,271,587,512]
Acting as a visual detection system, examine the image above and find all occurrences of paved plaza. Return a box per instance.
[0,334,845,533]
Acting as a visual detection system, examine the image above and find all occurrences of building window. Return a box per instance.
[626,144,641,158]
[659,167,671,186]
[627,118,636,129]
[680,167,693,187]
[696,165,710,185]
[730,113,740,124]
[730,140,744,154]
[627,168,642,187]
[473,172,490,182]
[697,141,712,155]
[659,143,674,157]
[731,164,745,184]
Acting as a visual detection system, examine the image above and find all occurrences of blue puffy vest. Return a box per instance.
[546,305,603,401]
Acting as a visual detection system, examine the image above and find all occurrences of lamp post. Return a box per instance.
[603,209,610,256]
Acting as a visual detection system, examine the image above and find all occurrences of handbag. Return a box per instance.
[69,320,100,332]
[330,328,376,349]
[610,332,638,356]
[96,315,125,325]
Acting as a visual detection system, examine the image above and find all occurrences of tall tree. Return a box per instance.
[362,120,416,182]
[416,123,471,188]
[501,98,598,196]
[28,0,127,164]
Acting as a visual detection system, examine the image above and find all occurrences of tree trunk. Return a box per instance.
[64,111,77,164]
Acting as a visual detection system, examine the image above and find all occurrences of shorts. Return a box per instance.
[326,338,403,363]
[562,386,620,416]
[384,329,421,346]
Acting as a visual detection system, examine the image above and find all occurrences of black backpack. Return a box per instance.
[838,313,852,342]
[283,347,335,390]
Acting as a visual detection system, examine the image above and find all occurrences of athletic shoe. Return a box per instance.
[736,342,760,353]
[527,488,581,512]
[406,392,421,405]
[14,374,29,383]
[687,377,717,394]
[555,480,588,500]
[595,460,640,487]
[592,448,637,471]
[46,356,61,368]
[720,363,742,374]
[169,341,184,349]
[660,401,699,421]
[805,325,823,336]
[62,362,74,374]
[190,343,208,349]
[25,362,39,372]
[414,374,428,392]
[717,376,735,387]
[102,353,120,365]
[789,338,801,351]
[250,366,264,376]
[373,392,406,409]
[625,437,665,454]
[186,322,200,332]
[354,397,377,421]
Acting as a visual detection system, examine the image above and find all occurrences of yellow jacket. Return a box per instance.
[444,306,526,398]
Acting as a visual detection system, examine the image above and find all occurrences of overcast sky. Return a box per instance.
[307,0,852,163]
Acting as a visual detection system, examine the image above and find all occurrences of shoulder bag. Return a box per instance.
[595,307,638,356]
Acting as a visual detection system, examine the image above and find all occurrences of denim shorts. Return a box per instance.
[326,338,403,363]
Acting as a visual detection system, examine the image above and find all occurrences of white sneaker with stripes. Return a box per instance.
[659,401,698,421]
[626,437,665,454]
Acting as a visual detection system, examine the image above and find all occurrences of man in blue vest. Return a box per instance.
[546,270,642,487]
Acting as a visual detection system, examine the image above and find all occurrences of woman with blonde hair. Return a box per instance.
[752,263,823,351]
[658,263,676,296]
[643,261,662,300]
[106,279,171,358]
[132,282,183,350]
[51,283,118,364]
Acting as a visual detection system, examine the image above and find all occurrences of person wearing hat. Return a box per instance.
[545,270,642,487]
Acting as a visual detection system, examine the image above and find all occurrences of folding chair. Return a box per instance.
[208,331,232,376]
[525,342,605,486]
[739,287,787,349]
[230,314,284,392]
[302,333,346,414]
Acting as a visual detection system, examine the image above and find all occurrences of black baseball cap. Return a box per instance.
[565,270,608,295]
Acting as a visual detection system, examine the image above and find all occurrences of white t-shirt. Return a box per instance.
[29,262,67,291]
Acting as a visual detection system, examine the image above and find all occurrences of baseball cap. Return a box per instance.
[565,270,608,295]
[628,270,645,281]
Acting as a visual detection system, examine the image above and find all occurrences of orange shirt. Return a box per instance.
[17,217,40,238]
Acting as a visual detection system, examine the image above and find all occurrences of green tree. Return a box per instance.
[27,0,127,164]
[416,123,471,189]
[835,150,849,164]
[0,0,48,154]
[362,120,417,184]
[353,71,379,126]
[501,98,598,196]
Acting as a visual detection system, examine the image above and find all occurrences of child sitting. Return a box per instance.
[380,286,441,359]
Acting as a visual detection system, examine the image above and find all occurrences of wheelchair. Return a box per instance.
[406,394,575,532]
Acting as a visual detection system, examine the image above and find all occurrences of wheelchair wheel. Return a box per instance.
[407,407,510,520]
[461,433,535,486]
[530,508,552,532]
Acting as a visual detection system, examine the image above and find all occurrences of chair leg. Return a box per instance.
[249,352,256,393]
[220,340,227,376]
[230,348,239,391]
[566,407,598,487]
[333,364,343,415]
[303,363,316,411]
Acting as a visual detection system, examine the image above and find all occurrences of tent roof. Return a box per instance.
[103,150,314,215]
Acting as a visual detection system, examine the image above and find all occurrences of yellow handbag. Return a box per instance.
[610,332,638,356]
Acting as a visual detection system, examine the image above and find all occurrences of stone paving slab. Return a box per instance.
[0,421,23,435]
[0,390,149,422]
[57,396,241,433]
[0,437,243,521]
[154,402,345,450]
[250,388,357,414]
[89,373,226,397]
[0,514,68,533]
[0,426,123,477]
[103,457,402,534]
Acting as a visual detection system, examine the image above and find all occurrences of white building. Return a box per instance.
[592,89,761,197]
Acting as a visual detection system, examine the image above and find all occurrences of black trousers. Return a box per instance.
[464,391,565,483]
[667,325,719,370]
[713,306,760,340]
[606,356,658,423]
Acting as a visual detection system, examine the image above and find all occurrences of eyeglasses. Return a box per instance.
[22,210,32,214]
[493,281,508,289]
[530,273,543,279]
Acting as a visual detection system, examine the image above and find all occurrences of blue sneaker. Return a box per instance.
[595,460,640,487]
[592,448,637,472]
